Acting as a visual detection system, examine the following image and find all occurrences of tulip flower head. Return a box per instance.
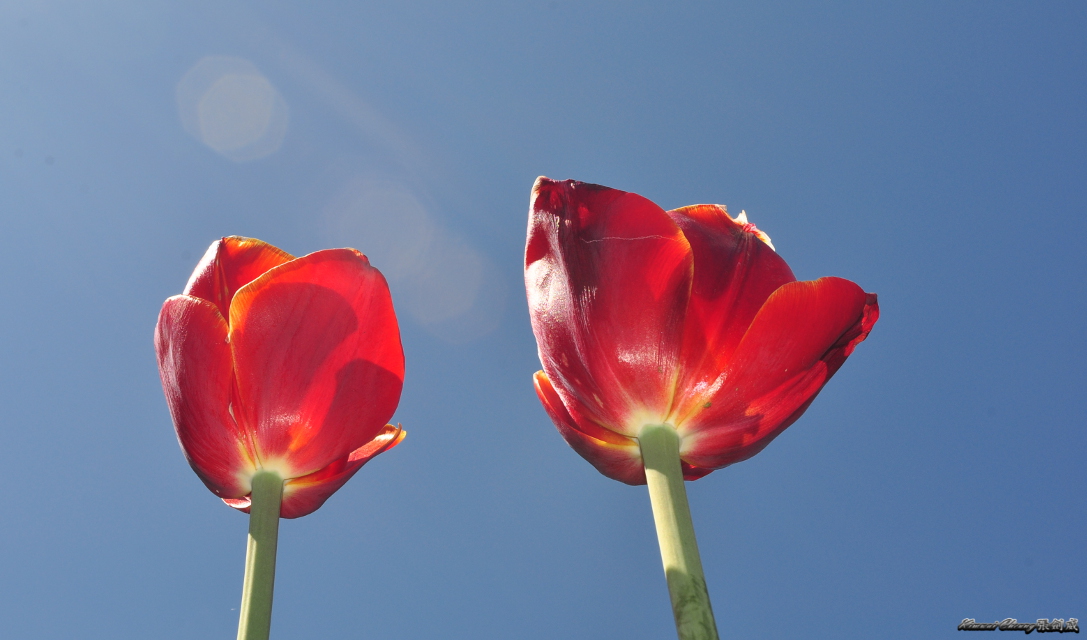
[155,237,405,518]
[526,178,878,484]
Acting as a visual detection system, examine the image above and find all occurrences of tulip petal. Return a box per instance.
[155,295,254,498]
[224,425,406,518]
[534,372,713,483]
[665,205,797,423]
[184,236,295,320]
[526,178,693,436]
[679,278,878,469]
[283,424,405,519]
[229,248,405,478]
[534,372,645,484]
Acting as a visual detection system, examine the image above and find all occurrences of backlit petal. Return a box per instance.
[680,278,878,469]
[155,295,253,497]
[526,177,693,435]
[184,236,294,320]
[229,248,404,478]
[666,205,796,424]
[223,425,406,518]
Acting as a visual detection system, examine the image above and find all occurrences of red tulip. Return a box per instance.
[526,178,878,484]
[155,236,405,518]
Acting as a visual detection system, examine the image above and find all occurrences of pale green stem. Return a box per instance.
[237,470,284,640]
[639,424,720,640]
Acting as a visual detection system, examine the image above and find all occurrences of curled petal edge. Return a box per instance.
[223,424,405,519]
[680,283,879,471]
[184,236,294,320]
[534,371,644,485]
[534,372,711,484]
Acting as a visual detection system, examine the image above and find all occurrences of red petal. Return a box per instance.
[680,462,715,481]
[154,295,253,498]
[184,237,294,320]
[533,372,645,485]
[526,178,692,436]
[665,205,796,424]
[679,278,878,469]
[282,424,404,518]
[223,425,406,518]
[228,249,404,478]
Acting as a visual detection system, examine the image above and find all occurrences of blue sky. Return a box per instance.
[0,2,1083,638]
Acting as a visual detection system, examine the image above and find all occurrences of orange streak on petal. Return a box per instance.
[534,371,645,485]
[184,236,294,320]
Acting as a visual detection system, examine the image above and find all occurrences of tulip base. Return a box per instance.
[237,471,284,640]
[640,424,720,640]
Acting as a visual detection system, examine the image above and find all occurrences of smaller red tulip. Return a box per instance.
[526,178,879,484]
[155,237,405,518]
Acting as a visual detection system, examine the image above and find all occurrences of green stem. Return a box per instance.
[237,470,284,640]
[639,424,720,640]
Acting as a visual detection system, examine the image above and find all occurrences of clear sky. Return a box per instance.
[0,2,1083,638]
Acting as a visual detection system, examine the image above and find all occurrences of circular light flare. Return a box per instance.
[176,56,289,162]
[324,176,506,343]
[326,177,437,283]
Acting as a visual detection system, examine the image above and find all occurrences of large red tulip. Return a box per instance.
[155,237,405,518]
[526,178,878,484]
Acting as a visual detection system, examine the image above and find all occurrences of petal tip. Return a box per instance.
[734,210,775,251]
